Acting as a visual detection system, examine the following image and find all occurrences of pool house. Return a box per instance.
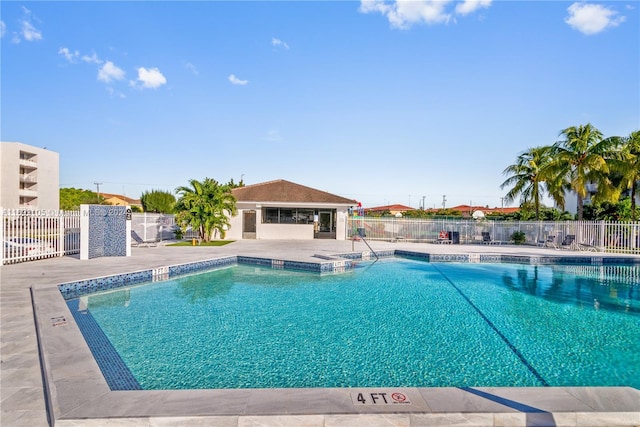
[226,179,357,240]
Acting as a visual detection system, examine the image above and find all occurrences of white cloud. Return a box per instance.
[82,52,102,64]
[0,21,6,38]
[272,37,290,50]
[565,2,625,35]
[106,87,126,99]
[97,61,126,83]
[455,0,491,16]
[360,0,492,29]
[19,7,42,41]
[58,47,79,63]
[134,67,167,89]
[228,74,248,85]
[58,47,102,65]
[21,20,42,41]
[185,62,199,75]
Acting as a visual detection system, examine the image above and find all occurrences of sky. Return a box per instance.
[1,0,638,209]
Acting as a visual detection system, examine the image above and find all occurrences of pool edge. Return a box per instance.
[32,250,640,426]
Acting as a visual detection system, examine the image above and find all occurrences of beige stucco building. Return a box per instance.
[0,142,60,210]
[225,180,356,240]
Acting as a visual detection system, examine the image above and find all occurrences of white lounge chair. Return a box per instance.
[131,231,158,247]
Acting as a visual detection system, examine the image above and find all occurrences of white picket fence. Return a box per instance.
[348,218,640,255]
[1,209,81,264]
[3,210,639,264]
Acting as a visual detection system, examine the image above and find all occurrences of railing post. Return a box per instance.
[59,210,65,257]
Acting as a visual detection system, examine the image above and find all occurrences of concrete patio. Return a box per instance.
[1,240,639,426]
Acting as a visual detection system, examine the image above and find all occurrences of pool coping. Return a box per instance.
[31,250,640,426]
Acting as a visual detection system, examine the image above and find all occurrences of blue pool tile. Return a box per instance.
[66,299,141,391]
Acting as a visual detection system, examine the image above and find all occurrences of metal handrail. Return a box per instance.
[354,232,379,261]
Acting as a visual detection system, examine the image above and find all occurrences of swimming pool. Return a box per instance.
[67,258,640,391]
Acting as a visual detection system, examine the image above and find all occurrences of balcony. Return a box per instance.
[20,174,37,183]
[19,188,38,198]
[19,158,37,169]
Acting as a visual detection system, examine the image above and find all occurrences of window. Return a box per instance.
[262,207,318,224]
[280,208,295,224]
[295,209,314,224]
[263,208,279,224]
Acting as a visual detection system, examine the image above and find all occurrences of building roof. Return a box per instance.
[365,204,414,213]
[101,193,142,205]
[425,205,519,215]
[232,179,356,205]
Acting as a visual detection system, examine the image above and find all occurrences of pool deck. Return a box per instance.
[1,240,639,427]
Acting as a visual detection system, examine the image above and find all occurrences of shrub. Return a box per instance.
[511,230,526,245]
[173,227,184,240]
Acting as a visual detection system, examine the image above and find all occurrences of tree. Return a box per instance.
[583,198,632,221]
[226,178,245,189]
[551,123,619,220]
[608,130,640,220]
[140,189,176,213]
[500,146,555,220]
[59,187,101,210]
[174,178,237,241]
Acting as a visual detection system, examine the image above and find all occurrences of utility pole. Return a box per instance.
[442,195,447,209]
[501,197,505,212]
[94,182,103,204]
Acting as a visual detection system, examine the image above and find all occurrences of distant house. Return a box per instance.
[101,193,142,209]
[422,205,519,217]
[225,179,356,240]
[364,204,414,216]
[447,205,519,217]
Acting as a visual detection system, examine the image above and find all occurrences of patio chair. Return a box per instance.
[579,240,599,252]
[131,230,158,247]
[541,235,557,248]
[481,232,493,244]
[559,234,577,250]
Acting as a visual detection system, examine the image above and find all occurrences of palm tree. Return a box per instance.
[208,181,238,239]
[551,123,619,220]
[609,130,640,220]
[175,178,237,241]
[500,146,555,220]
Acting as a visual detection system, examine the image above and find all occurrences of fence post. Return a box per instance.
[58,210,65,257]
[0,209,4,264]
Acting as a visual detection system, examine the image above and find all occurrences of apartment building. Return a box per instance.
[0,142,59,210]
[563,182,640,215]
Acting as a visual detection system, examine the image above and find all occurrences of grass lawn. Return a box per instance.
[167,240,235,247]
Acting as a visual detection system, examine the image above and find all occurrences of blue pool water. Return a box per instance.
[69,259,640,390]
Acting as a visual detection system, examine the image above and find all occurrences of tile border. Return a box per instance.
[57,250,640,300]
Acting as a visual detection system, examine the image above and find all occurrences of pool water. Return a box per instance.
[71,259,640,390]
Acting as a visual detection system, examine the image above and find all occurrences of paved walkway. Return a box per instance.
[1,240,638,427]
